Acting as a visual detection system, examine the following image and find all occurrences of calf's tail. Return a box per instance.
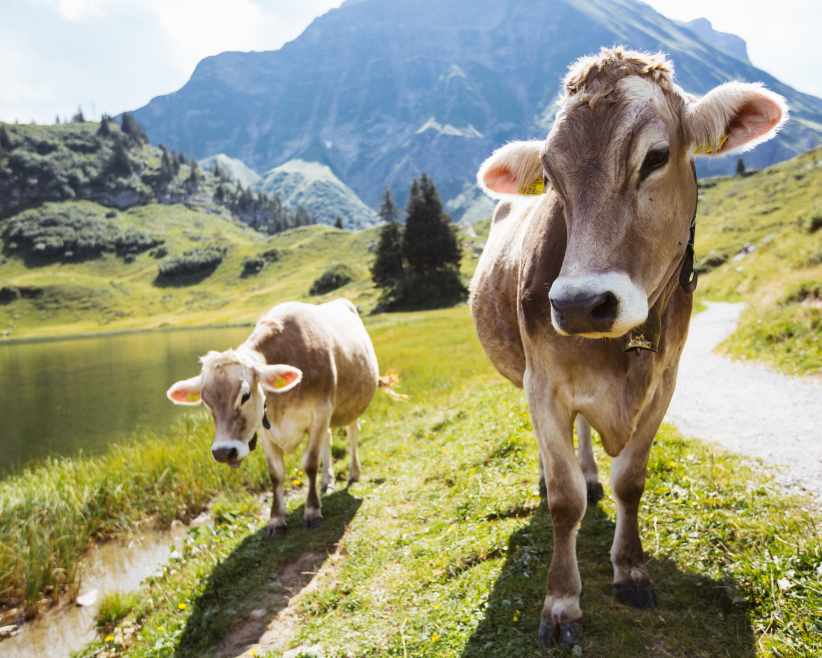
[378,370,409,401]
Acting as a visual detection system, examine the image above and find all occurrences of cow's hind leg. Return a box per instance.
[346,420,361,485]
[527,373,586,648]
[611,437,656,608]
[262,437,287,538]
[320,427,334,494]
[576,415,603,505]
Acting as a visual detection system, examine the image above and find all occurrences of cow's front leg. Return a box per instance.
[611,437,656,608]
[527,374,586,648]
[262,437,287,538]
[576,415,604,505]
[302,421,329,528]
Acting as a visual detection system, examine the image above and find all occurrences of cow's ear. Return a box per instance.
[477,140,545,199]
[686,82,788,156]
[167,375,203,406]
[257,364,303,394]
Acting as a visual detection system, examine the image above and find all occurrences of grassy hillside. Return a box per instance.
[4,308,815,657]
[0,202,488,341]
[695,147,821,374]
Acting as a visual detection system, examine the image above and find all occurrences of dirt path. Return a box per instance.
[666,302,822,500]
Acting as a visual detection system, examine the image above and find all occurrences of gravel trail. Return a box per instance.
[666,302,822,500]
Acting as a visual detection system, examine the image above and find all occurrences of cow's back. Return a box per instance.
[247,299,378,427]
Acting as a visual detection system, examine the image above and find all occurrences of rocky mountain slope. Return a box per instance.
[130,0,822,214]
[257,159,378,228]
[199,153,261,189]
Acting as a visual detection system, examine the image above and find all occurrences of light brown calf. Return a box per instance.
[167,298,379,533]
[471,47,787,648]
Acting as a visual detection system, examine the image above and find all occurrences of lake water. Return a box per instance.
[0,327,250,476]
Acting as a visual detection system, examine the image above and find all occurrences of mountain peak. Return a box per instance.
[681,17,751,64]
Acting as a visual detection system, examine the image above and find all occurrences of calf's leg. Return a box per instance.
[576,415,603,505]
[262,437,287,537]
[611,437,656,608]
[526,373,586,648]
[346,420,361,484]
[320,427,334,494]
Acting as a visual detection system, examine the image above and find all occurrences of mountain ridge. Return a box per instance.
[131,0,822,215]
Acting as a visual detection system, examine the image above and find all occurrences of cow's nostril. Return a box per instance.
[227,447,238,461]
[591,292,618,322]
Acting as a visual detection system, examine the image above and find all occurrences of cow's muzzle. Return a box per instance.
[549,272,648,338]
[211,438,250,468]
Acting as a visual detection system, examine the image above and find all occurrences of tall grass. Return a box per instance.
[0,414,270,613]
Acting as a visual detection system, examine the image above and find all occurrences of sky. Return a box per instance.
[1,0,820,124]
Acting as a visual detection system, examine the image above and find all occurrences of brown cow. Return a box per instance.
[167,299,379,533]
[470,47,787,647]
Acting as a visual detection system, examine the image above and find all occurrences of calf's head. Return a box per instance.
[478,48,787,338]
[166,350,302,467]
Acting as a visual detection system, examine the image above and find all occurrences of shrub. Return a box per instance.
[156,246,227,285]
[803,212,822,234]
[240,248,281,278]
[309,263,353,295]
[695,251,728,274]
[1,206,162,264]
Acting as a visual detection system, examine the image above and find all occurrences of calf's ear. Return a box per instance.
[257,364,303,394]
[477,140,545,198]
[685,82,788,156]
[167,375,203,406]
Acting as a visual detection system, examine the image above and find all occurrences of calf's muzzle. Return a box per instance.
[550,289,619,334]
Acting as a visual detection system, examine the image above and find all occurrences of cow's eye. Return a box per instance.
[639,146,669,182]
[241,392,251,405]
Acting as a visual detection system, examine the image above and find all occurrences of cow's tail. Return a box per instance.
[378,370,408,401]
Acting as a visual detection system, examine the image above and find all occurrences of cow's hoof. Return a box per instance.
[614,581,657,609]
[320,481,334,494]
[304,516,322,529]
[538,617,583,648]
[265,523,287,539]
[347,473,360,486]
[586,481,604,506]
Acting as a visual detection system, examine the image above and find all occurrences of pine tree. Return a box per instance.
[334,216,344,230]
[109,141,133,177]
[371,189,404,289]
[185,161,200,191]
[97,114,112,137]
[402,174,460,273]
[55,115,61,125]
[72,106,85,123]
[120,112,147,144]
[0,125,13,151]
[736,158,746,177]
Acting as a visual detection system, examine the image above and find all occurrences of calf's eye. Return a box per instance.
[639,146,669,182]
[241,392,251,405]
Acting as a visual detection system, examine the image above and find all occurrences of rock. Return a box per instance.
[75,590,98,607]
[250,608,267,620]
[0,624,18,638]
[283,645,324,658]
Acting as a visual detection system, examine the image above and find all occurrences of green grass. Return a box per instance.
[13,306,806,658]
[0,202,488,342]
[97,592,141,630]
[695,148,821,374]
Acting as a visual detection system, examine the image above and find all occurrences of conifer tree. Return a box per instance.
[402,174,460,273]
[736,158,746,176]
[334,216,344,230]
[97,114,113,137]
[120,112,147,144]
[71,106,85,123]
[0,125,12,151]
[371,189,404,290]
[109,141,133,177]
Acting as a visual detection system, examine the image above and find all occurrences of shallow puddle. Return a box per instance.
[1,523,187,658]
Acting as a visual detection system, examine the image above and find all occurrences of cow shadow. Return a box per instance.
[461,501,756,658]
[174,489,362,658]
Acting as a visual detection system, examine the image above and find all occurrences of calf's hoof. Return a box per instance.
[304,516,322,529]
[265,522,287,539]
[614,581,657,609]
[586,481,604,506]
[538,617,583,649]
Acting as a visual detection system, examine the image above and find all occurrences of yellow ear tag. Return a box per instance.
[519,178,545,195]
[694,133,728,155]
[186,391,200,402]
[273,372,296,390]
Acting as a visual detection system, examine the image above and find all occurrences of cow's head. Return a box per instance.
[166,350,302,467]
[478,47,787,338]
